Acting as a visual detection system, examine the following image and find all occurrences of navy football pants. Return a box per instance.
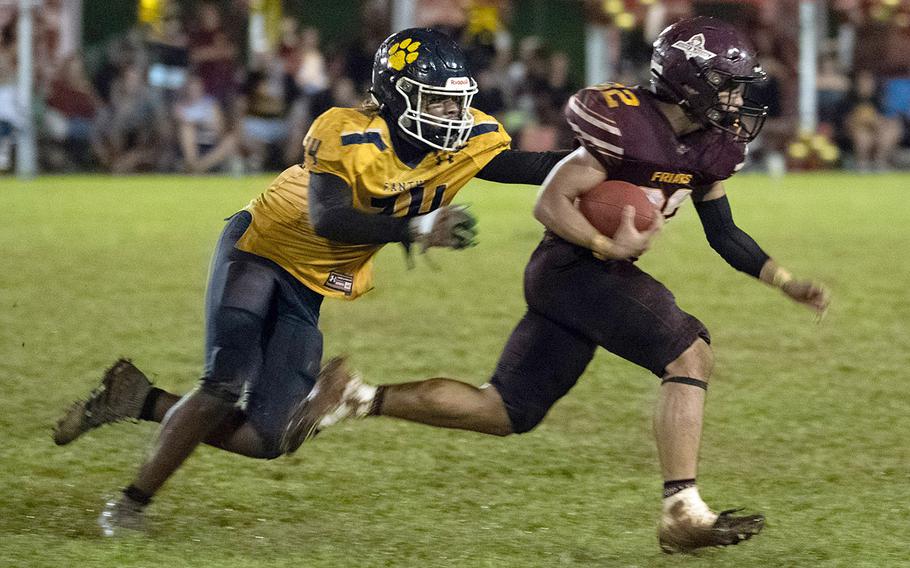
[202,211,324,454]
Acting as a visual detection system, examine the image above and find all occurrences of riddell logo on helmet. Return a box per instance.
[446,77,471,88]
[672,34,717,60]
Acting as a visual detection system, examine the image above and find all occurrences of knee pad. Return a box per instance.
[219,260,278,318]
[212,306,263,349]
[204,306,265,401]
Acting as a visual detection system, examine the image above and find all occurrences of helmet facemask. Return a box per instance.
[394,75,478,152]
[700,68,767,142]
[651,52,768,142]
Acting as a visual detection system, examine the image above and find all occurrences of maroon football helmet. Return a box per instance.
[650,16,767,141]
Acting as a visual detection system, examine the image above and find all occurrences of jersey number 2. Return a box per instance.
[601,87,640,108]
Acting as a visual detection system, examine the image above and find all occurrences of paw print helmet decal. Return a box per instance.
[371,28,478,152]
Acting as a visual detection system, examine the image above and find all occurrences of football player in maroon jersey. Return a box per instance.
[298,17,830,553]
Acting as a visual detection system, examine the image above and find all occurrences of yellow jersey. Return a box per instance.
[235,106,511,300]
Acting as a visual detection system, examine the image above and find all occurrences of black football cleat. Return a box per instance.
[659,505,765,554]
[53,359,152,445]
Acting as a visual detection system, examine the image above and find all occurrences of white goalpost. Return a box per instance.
[7,0,37,179]
[5,0,83,179]
[0,0,34,178]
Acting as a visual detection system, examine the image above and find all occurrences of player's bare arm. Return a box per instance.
[694,181,830,316]
[533,146,663,260]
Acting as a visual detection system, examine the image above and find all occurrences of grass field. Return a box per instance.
[1,172,908,567]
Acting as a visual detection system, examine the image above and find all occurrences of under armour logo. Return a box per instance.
[672,34,717,60]
[435,153,455,165]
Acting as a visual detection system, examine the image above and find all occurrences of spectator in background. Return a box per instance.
[42,54,103,170]
[294,27,328,99]
[239,51,292,172]
[343,1,390,95]
[343,34,375,96]
[881,72,910,154]
[747,27,792,171]
[0,45,18,172]
[188,1,239,106]
[277,16,301,73]
[844,70,903,172]
[146,5,189,102]
[91,64,166,173]
[309,76,361,119]
[471,67,507,116]
[285,28,329,165]
[816,52,850,128]
[506,36,547,103]
[461,0,512,73]
[500,36,546,135]
[175,73,238,174]
[416,0,468,38]
[306,52,364,151]
[91,28,149,108]
[0,4,14,43]
[546,51,574,105]
[517,50,576,152]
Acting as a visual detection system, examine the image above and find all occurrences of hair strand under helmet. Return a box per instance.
[371,28,478,152]
[650,16,768,142]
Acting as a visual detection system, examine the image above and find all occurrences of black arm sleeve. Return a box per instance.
[308,172,412,245]
[475,150,571,185]
[694,195,770,278]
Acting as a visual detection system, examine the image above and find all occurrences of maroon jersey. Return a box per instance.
[565,83,747,218]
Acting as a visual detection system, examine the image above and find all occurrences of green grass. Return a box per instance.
[1,172,908,567]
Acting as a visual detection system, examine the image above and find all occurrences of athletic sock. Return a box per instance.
[663,478,697,499]
[123,484,153,507]
[368,385,387,416]
[662,486,717,525]
[138,387,165,421]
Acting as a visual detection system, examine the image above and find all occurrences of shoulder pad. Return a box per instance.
[461,108,511,155]
[303,108,380,184]
[564,84,641,169]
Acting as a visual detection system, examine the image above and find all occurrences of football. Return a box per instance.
[578,180,656,238]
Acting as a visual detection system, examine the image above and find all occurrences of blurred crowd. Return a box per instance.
[2,0,910,175]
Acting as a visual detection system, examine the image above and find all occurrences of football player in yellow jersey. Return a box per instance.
[53,28,570,535]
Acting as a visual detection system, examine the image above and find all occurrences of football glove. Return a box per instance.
[408,204,478,252]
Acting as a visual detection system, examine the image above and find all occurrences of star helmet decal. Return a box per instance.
[388,38,421,71]
[671,33,717,61]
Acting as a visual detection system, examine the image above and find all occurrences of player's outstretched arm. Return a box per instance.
[309,173,476,250]
[475,149,572,185]
[533,147,661,260]
[309,173,413,244]
[694,182,831,317]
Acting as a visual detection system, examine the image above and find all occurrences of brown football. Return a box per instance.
[578,180,656,237]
